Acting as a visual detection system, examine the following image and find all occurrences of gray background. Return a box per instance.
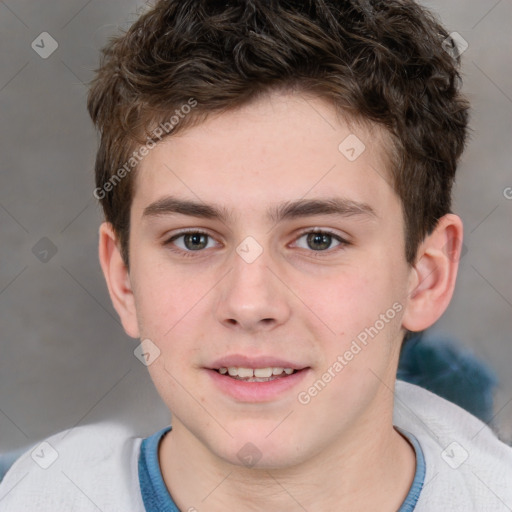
[0,0,511,452]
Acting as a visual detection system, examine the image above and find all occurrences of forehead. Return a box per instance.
[132,92,397,219]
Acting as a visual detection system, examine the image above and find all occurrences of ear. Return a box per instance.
[402,214,464,332]
[98,222,140,338]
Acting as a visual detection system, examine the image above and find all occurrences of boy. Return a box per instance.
[1,0,511,510]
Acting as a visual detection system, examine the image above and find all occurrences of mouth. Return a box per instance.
[215,366,300,382]
[205,357,310,402]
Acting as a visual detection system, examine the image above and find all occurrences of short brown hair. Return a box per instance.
[87,0,469,268]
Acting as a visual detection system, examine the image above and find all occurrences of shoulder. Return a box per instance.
[394,380,512,511]
[0,421,146,512]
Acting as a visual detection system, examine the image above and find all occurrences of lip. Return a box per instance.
[207,354,308,371]
[205,367,311,402]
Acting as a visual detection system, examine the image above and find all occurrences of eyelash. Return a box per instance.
[164,228,350,258]
[164,229,216,258]
[293,228,350,256]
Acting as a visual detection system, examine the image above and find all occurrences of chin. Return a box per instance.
[210,429,308,470]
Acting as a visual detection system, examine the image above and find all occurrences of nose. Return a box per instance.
[214,246,291,332]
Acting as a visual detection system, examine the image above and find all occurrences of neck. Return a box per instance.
[159,394,416,511]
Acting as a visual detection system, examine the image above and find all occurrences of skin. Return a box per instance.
[99,91,463,511]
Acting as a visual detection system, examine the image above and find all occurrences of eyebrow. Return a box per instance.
[142,196,377,223]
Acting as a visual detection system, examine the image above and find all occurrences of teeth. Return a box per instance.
[219,366,295,378]
[254,368,273,378]
[237,367,254,378]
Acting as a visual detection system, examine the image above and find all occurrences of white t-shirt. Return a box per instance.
[0,380,511,511]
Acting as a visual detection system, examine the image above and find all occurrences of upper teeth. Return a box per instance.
[219,367,295,377]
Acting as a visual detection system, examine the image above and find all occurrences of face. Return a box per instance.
[126,92,413,468]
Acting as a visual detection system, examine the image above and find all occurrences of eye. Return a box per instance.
[294,230,347,252]
[166,231,217,252]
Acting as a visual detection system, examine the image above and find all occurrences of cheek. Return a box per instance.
[294,258,406,377]
[134,269,210,406]
[132,257,203,334]
[131,261,219,377]
[296,262,399,332]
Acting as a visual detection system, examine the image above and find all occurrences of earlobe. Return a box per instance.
[402,214,464,333]
[98,222,140,338]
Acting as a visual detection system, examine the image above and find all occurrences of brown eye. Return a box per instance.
[294,230,345,252]
[306,232,333,251]
[167,231,216,252]
[183,233,209,250]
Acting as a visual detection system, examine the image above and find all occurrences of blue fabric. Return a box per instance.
[138,426,177,512]
[397,428,426,512]
[138,426,425,511]
[398,332,497,423]
[0,445,35,483]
